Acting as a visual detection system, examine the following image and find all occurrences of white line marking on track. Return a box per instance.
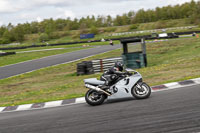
[16,48,65,53]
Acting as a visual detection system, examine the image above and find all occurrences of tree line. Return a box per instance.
[0,0,199,44]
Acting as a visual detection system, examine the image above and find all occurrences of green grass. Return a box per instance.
[0,36,200,107]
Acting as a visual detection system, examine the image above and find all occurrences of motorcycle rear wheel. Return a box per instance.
[85,89,106,106]
[131,82,151,99]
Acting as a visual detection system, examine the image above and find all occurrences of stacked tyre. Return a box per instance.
[77,61,94,75]
[77,62,86,75]
[85,61,94,75]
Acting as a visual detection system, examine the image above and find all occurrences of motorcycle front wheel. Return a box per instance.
[131,82,151,99]
[85,89,106,106]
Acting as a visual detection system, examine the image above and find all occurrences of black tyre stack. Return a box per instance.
[77,61,94,75]
[85,61,94,75]
[77,62,86,75]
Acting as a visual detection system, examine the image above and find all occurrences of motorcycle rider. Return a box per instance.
[100,61,125,87]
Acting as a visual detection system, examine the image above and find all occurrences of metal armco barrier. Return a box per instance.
[92,57,123,73]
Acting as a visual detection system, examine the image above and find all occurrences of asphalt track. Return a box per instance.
[0,85,199,133]
[0,45,120,79]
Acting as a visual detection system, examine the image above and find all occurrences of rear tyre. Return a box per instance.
[85,89,106,106]
[131,82,151,99]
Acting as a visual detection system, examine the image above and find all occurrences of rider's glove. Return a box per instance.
[125,72,132,76]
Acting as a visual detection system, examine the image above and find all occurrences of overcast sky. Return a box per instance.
[0,0,197,26]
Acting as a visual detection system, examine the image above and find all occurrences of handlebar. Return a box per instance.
[121,72,132,77]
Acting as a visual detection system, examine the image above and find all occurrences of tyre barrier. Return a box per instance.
[77,61,94,75]
[0,52,16,56]
[77,57,123,75]
[175,31,200,35]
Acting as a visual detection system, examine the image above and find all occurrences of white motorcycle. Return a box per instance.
[84,69,151,106]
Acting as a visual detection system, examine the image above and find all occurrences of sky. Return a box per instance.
[0,0,198,26]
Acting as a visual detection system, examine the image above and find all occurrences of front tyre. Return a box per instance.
[85,89,106,106]
[131,82,151,99]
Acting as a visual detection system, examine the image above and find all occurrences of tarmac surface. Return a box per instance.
[0,45,120,79]
[0,84,199,133]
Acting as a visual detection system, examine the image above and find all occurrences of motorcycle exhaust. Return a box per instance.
[85,84,111,96]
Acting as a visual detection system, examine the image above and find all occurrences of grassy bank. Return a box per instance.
[0,36,200,106]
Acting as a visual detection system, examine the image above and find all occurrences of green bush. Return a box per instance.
[105,27,116,32]
[2,38,11,44]
[155,21,167,29]
[71,33,80,39]
[63,31,70,36]
[90,26,99,35]
[129,24,139,30]
[0,39,3,44]
[39,33,49,42]
[49,33,60,39]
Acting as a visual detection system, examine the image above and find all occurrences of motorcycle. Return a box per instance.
[84,68,151,106]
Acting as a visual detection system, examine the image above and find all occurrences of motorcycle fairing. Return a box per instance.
[108,73,142,100]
